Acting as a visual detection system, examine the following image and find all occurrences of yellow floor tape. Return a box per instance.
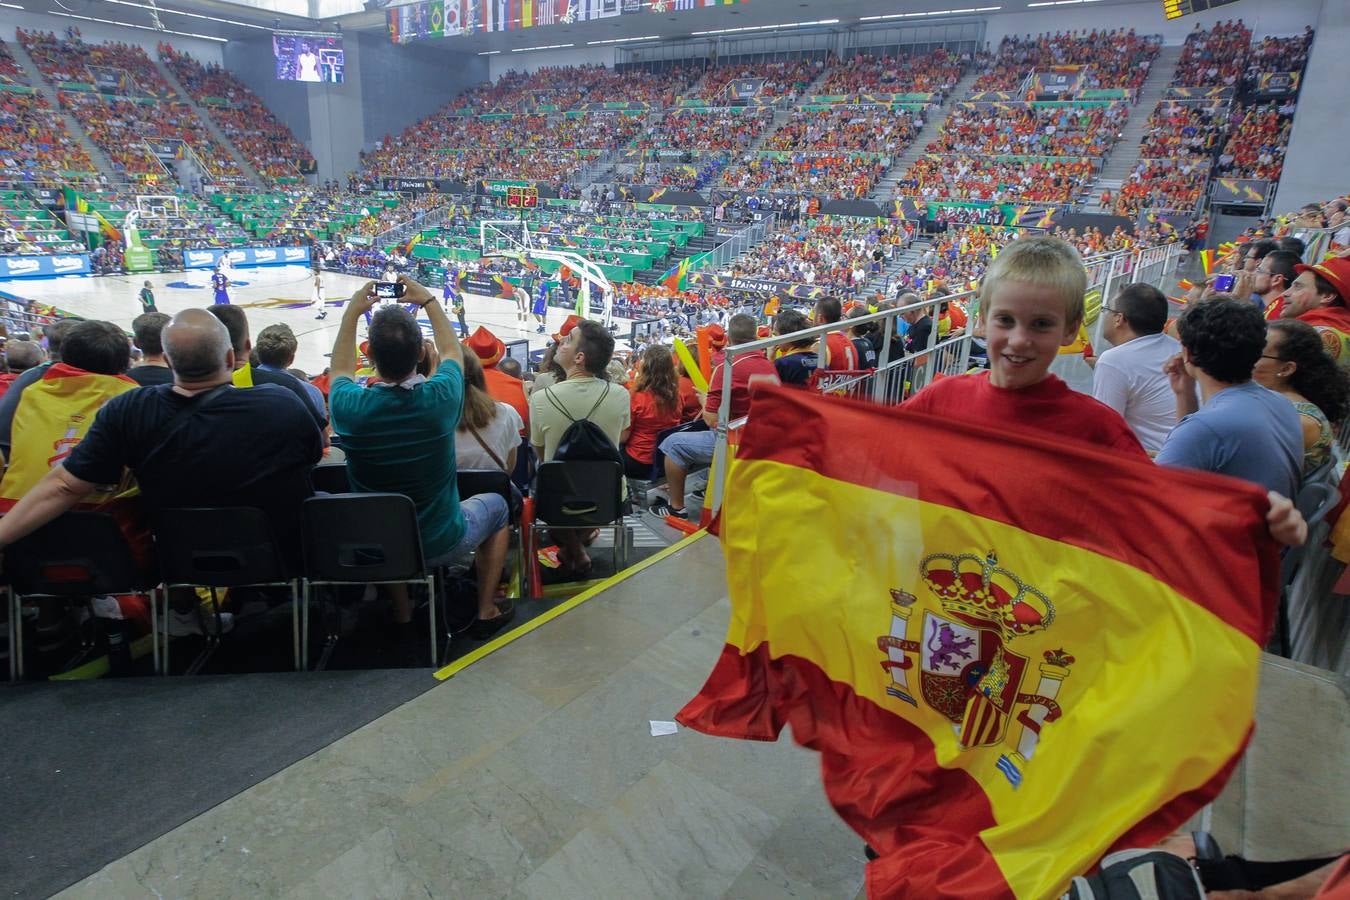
[432,530,708,681]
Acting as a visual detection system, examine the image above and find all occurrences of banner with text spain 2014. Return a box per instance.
[677,386,1277,899]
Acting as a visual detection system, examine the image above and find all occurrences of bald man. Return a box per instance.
[0,309,323,566]
[0,340,43,400]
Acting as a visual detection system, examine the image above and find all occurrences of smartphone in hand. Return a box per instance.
[374,282,406,300]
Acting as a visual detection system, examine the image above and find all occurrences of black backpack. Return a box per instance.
[544,384,622,465]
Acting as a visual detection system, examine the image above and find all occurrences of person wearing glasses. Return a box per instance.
[1251,319,1350,475]
[1091,284,1180,454]
[1252,248,1299,314]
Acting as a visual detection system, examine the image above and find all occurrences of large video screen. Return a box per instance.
[273,33,344,84]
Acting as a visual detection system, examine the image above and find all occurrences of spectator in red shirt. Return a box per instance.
[814,297,859,371]
[654,314,779,520]
[465,326,529,434]
[623,345,683,481]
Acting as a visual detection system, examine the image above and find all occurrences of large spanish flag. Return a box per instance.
[678,387,1277,899]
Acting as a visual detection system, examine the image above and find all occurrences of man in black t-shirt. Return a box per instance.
[128,312,174,387]
[0,309,323,567]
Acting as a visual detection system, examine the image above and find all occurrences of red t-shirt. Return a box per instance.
[0,372,18,401]
[706,353,781,421]
[677,375,702,421]
[825,332,859,371]
[903,373,1147,458]
[626,390,682,464]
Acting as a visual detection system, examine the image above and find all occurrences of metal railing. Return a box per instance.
[705,239,1189,521]
[699,212,777,274]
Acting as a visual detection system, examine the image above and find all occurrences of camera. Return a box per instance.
[1211,274,1235,293]
[374,282,406,300]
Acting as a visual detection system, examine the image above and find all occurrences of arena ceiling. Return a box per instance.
[26,0,1161,47]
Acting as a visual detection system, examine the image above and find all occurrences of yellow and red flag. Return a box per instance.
[1198,248,1217,276]
[678,387,1277,899]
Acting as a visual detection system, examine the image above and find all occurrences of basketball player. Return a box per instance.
[211,264,230,306]
[513,285,530,326]
[444,270,467,334]
[297,43,321,82]
[532,279,549,333]
[312,271,328,320]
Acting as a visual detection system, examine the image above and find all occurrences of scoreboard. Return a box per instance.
[1163,0,1242,19]
[506,185,539,209]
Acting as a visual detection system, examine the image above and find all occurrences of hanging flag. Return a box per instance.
[660,256,690,292]
[678,387,1276,900]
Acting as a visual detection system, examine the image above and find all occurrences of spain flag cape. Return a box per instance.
[678,387,1277,899]
[0,364,139,511]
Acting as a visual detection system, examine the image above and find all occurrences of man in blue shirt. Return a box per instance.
[329,276,514,639]
[255,323,326,416]
[1158,298,1302,499]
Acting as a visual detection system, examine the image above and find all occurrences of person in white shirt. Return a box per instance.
[456,353,524,473]
[1091,283,1181,454]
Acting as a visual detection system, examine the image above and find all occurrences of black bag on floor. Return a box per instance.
[1063,850,1204,900]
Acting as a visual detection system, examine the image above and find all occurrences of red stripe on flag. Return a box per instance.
[735,386,1277,646]
[678,643,1015,898]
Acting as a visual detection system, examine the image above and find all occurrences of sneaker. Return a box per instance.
[163,608,235,637]
[468,600,517,641]
[651,497,688,520]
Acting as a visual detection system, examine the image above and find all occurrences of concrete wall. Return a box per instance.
[1274,0,1348,214]
[982,0,1322,48]
[0,10,225,66]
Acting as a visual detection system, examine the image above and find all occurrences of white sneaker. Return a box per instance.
[163,608,235,637]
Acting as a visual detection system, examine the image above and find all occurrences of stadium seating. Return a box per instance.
[691,59,822,102]
[0,190,85,254]
[924,104,1127,158]
[0,38,30,86]
[816,48,966,98]
[0,88,97,181]
[18,29,174,98]
[1171,20,1252,88]
[1217,101,1294,181]
[159,46,316,183]
[972,30,1160,93]
[632,108,775,152]
[721,217,906,292]
[898,155,1095,203]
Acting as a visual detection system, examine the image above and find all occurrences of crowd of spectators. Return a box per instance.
[816,48,966,97]
[764,105,919,153]
[1171,20,1253,88]
[1137,100,1227,160]
[720,153,889,200]
[0,38,29,84]
[547,111,646,150]
[159,45,315,182]
[0,89,96,179]
[1115,158,1210,216]
[632,108,775,152]
[898,155,1094,203]
[694,59,823,102]
[18,29,173,97]
[1217,101,1295,181]
[723,218,905,290]
[925,103,1127,158]
[972,29,1160,92]
[58,91,243,182]
[455,64,693,112]
[1242,31,1313,92]
[623,154,730,192]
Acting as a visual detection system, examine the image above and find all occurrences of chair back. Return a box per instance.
[154,507,291,587]
[301,492,426,583]
[4,511,146,596]
[534,460,623,528]
[312,463,351,494]
[458,468,516,523]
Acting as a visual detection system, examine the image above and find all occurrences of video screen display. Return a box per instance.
[273,33,344,84]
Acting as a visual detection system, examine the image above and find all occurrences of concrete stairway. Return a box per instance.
[152,56,264,186]
[1080,44,1184,212]
[8,40,116,179]
[868,68,982,201]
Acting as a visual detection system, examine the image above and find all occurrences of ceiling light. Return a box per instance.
[101,0,271,30]
[478,50,502,55]
[510,42,575,52]
[692,18,839,36]
[861,5,999,17]
[586,35,659,46]
[0,2,24,8]
[47,10,228,42]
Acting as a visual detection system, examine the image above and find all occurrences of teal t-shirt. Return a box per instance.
[329,360,465,559]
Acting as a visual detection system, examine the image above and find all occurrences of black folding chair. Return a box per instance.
[4,511,154,680]
[153,508,300,675]
[300,493,437,670]
[531,460,629,585]
[457,467,524,605]
[312,463,351,494]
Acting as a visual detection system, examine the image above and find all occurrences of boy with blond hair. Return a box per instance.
[903,235,1306,544]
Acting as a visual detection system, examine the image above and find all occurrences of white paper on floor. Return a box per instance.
[649,720,679,736]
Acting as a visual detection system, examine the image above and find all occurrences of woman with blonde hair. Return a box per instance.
[623,344,683,480]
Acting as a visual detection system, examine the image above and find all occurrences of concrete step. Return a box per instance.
[153,56,263,186]
[8,40,116,180]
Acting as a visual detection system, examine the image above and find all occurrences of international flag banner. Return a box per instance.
[678,387,1277,899]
